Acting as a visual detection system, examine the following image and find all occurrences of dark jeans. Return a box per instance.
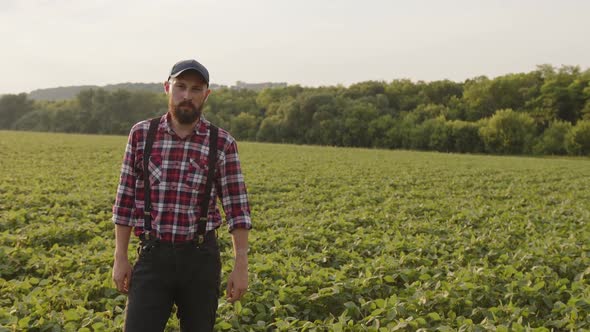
[124,234,221,332]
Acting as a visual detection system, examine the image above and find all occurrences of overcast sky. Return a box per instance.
[1,0,589,94]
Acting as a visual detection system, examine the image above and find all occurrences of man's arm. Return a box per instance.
[226,228,249,303]
[215,136,252,303]
[111,126,140,293]
[112,224,133,293]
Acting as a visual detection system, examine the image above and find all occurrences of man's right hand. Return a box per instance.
[112,257,133,294]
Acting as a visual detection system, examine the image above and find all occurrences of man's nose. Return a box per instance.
[182,90,191,99]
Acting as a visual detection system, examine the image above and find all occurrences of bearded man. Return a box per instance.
[111,59,252,331]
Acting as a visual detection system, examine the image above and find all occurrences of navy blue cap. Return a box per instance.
[168,59,209,85]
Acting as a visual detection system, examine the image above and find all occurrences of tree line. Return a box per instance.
[1,64,589,155]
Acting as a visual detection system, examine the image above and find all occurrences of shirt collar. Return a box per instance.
[163,112,209,136]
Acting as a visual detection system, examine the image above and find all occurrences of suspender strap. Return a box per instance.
[142,117,161,239]
[196,125,218,244]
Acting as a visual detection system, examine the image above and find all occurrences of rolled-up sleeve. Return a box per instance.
[112,129,138,227]
[217,138,252,232]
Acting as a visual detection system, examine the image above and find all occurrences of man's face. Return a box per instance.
[165,71,211,125]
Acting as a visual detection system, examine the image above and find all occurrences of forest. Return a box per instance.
[1,64,589,155]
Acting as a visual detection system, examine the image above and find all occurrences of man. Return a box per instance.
[111,59,251,331]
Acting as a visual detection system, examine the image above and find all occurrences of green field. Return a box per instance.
[0,130,589,331]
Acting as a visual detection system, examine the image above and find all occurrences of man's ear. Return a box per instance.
[164,80,170,94]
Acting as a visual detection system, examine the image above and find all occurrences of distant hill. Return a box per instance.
[27,81,289,101]
[28,85,104,101]
[233,81,288,91]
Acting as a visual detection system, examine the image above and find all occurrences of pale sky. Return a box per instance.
[1,0,589,95]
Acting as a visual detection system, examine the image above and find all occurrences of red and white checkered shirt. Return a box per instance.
[112,113,252,242]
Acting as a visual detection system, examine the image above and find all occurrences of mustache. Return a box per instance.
[177,100,196,110]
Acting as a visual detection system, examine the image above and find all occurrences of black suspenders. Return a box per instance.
[141,118,160,240]
[141,117,218,245]
[197,124,218,244]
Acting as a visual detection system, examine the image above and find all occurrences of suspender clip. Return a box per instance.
[141,231,152,241]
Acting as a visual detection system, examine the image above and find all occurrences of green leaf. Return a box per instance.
[575,299,590,311]
[217,321,232,330]
[375,299,386,308]
[18,317,31,329]
[64,309,80,322]
[427,312,441,321]
[234,300,242,314]
[92,323,106,330]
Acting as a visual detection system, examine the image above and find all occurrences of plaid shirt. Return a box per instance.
[112,113,252,242]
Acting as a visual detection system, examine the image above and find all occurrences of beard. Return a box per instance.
[169,99,204,125]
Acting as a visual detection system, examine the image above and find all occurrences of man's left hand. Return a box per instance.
[226,263,248,303]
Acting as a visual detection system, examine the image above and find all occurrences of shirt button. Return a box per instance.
[171,185,176,190]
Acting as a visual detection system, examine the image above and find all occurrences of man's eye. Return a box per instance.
[192,88,203,92]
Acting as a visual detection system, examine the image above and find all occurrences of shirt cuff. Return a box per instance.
[227,214,252,233]
[112,206,135,227]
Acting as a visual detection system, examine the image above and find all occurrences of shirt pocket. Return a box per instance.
[136,153,162,186]
[148,155,162,185]
[185,157,208,190]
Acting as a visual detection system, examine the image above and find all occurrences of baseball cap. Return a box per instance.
[168,59,209,85]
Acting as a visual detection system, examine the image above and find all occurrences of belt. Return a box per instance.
[139,231,216,248]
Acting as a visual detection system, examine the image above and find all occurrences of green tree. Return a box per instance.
[368,114,398,148]
[0,94,34,129]
[12,109,54,131]
[340,100,379,147]
[230,112,260,141]
[422,80,464,106]
[533,120,572,155]
[255,85,303,113]
[427,116,452,152]
[385,79,427,113]
[581,80,590,120]
[207,88,260,130]
[565,120,590,155]
[409,116,451,151]
[271,99,300,142]
[462,76,494,121]
[344,81,386,99]
[256,116,283,142]
[448,120,485,153]
[534,65,588,123]
[479,109,537,154]
[582,101,590,120]
[409,103,450,123]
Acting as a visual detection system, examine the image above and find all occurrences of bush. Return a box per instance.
[427,116,452,152]
[479,109,537,154]
[0,93,34,129]
[565,120,590,155]
[230,112,260,141]
[448,120,485,153]
[12,109,55,131]
[533,120,572,155]
[256,116,283,142]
